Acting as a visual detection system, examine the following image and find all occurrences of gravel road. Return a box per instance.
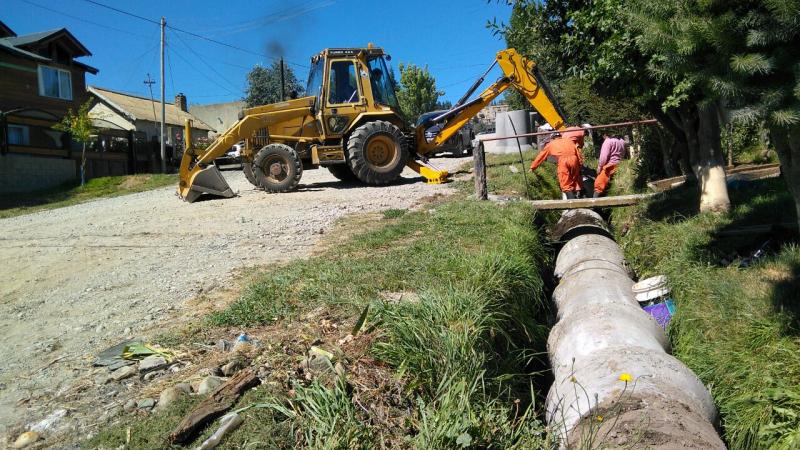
[0,157,467,441]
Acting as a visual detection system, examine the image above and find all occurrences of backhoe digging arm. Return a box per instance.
[415,48,567,156]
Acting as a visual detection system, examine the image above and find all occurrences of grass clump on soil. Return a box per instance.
[0,173,176,218]
[90,192,556,449]
[616,177,800,450]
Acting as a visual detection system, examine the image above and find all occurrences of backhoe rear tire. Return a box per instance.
[243,161,258,186]
[327,164,358,182]
[347,121,408,185]
[253,143,303,193]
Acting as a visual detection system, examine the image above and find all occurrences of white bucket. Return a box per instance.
[633,275,670,303]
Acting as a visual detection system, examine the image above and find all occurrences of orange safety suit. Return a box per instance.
[594,163,618,195]
[529,135,584,193]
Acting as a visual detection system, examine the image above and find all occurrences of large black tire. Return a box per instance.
[327,164,358,182]
[253,143,303,193]
[346,121,408,185]
[242,161,258,186]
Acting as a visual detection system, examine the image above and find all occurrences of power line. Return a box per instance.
[170,29,242,93]
[17,0,150,38]
[80,0,309,68]
[165,43,176,95]
[167,36,237,96]
[82,0,160,25]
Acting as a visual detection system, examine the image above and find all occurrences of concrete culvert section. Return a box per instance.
[545,209,725,449]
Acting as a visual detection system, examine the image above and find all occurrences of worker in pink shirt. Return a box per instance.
[594,134,626,197]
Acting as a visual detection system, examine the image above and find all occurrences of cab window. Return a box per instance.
[328,60,359,104]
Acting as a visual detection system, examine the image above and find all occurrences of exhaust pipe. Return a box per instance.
[177,120,235,203]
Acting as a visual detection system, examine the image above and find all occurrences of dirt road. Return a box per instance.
[0,157,466,441]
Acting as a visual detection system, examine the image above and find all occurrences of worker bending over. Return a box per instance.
[529,127,586,199]
[594,134,626,197]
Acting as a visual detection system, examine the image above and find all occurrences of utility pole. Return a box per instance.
[280,57,286,101]
[144,73,157,123]
[160,17,166,173]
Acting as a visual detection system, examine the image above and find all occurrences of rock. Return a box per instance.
[508,164,519,173]
[13,431,40,448]
[174,382,192,394]
[334,362,346,377]
[138,355,167,372]
[155,386,186,411]
[123,399,137,412]
[143,370,164,382]
[220,359,245,377]
[109,365,137,381]
[137,398,156,409]
[197,376,223,395]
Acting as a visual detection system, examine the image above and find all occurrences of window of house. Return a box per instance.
[7,125,30,145]
[37,65,72,100]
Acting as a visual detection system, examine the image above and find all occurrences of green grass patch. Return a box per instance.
[616,177,800,450]
[382,208,407,219]
[0,173,176,219]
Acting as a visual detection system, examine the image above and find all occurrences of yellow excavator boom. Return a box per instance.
[415,48,566,156]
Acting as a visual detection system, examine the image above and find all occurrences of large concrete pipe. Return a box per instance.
[545,209,725,449]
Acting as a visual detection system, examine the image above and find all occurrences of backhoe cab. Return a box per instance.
[178,47,566,202]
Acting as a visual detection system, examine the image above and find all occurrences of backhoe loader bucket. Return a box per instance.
[180,164,235,203]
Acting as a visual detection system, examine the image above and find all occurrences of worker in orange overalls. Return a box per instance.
[529,127,586,199]
[594,133,626,197]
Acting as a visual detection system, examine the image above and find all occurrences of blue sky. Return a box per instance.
[4,0,514,106]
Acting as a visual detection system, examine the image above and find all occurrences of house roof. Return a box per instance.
[0,25,98,74]
[0,20,16,38]
[88,86,214,131]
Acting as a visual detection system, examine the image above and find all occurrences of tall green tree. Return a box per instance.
[54,99,95,186]
[396,63,443,123]
[244,61,304,107]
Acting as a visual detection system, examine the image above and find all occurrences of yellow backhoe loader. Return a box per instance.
[178,47,566,202]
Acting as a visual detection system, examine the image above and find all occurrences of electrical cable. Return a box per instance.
[170,30,242,94]
[81,0,309,68]
[17,0,150,38]
[167,36,236,95]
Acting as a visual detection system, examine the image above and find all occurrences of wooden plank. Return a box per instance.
[526,193,656,210]
[169,368,259,444]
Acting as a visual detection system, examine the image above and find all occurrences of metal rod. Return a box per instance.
[280,57,286,101]
[479,118,659,142]
[454,60,498,108]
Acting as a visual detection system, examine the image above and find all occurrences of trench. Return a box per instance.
[535,208,725,449]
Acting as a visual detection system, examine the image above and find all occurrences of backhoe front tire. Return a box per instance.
[327,164,358,182]
[347,121,408,185]
[253,143,303,193]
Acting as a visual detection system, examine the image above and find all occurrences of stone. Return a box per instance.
[220,359,244,377]
[174,382,192,394]
[137,398,156,409]
[138,355,167,372]
[13,431,40,448]
[123,399,137,412]
[109,365,137,381]
[143,370,164,382]
[197,376,224,395]
[155,386,186,411]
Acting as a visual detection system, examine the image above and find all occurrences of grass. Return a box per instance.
[0,173,176,219]
[89,184,557,448]
[615,176,800,450]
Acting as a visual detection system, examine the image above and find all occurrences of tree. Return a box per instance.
[54,99,95,186]
[495,0,733,213]
[435,99,453,110]
[396,63,443,123]
[244,61,304,107]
